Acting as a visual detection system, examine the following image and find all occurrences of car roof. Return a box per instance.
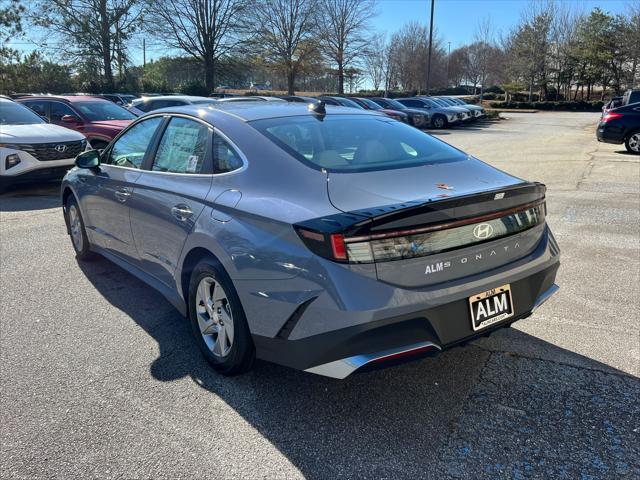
[146,102,378,122]
[16,95,108,103]
[133,95,215,103]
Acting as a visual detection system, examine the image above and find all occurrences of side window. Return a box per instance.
[106,117,162,169]
[50,102,77,122]
[152,117,209,174]
[24,101,48,118]
[213,134,244,173]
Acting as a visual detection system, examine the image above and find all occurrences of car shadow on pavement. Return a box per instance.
[0,183,61,212]
[77,256,639,479]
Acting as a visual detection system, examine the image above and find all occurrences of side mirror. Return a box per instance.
[75,149,101,169]
[61,114,81,124]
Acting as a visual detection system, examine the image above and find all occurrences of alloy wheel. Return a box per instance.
[629,133,640,153]
[434,117,445,128]
[68,205,83,252]
[195,276,234,357]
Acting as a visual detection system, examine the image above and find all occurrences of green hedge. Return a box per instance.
[489,100,604,111]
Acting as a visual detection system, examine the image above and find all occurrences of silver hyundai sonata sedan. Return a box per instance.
[62,101,560,379]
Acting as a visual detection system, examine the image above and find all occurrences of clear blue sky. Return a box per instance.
[374,0,628,50]
[8,0,630,65]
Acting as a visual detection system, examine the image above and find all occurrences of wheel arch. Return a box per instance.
[179,247,221,304]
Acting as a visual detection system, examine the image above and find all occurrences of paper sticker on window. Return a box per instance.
[187,155,199,173]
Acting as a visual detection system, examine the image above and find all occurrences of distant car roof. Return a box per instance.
[16,95,110,103]
[132,95,217,104]
[146,101,378,122]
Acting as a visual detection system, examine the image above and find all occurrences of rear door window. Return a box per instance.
[151,117,209,174]
[213,134,244,173]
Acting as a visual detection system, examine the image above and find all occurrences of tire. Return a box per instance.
[625,131,640,154]
[188,260,255,375]
[432,114,447,129]
[65,195,96,260]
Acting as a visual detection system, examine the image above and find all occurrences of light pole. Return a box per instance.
[446,41,451,87]
[426,0,435,95]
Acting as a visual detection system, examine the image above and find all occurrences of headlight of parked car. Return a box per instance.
[5,153,21,169]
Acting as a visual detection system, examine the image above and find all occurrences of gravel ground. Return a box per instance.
[1,112,638,479]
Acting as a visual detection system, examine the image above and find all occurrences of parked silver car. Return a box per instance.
[129,95,218,116]
[396,97,461,128]
[62,101,560,378]
[439,97,486,119]
[425,97,473,122]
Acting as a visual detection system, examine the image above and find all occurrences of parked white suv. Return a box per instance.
[0,97,87,191]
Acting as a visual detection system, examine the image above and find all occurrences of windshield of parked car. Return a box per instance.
[430,98,449,107]
[251,115,465,173]
[356,98,382,110]
[333,97,363,109]
[438,98,456,106]
[0,101,46,125]
[380,98,407,110]
[74,101,136,121]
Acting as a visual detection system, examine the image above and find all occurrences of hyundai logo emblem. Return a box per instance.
[55,144,67,153]
[472,223,494,240]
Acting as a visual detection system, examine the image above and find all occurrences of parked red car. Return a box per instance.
[17,96,135,149]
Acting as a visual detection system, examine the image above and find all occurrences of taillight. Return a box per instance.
[330,234,347,260]
[295,202,545,264]
[295,228,350,262]
[602,112,623,123]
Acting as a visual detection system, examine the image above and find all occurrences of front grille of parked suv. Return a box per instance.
[18,140,86,162]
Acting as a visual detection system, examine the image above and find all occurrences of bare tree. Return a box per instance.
[146,0,249,91]
[32,0,143,90]
[363,32,386,91]
[470,17,495,101]
[625,1,640,88]
[317,0,376,94]
[387,21,446,92]
[252,0,317,94]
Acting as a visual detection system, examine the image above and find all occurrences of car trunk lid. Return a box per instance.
[322,160,547,287]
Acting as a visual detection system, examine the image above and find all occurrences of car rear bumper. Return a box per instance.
[596,126,625,144]
[251,227,561,378]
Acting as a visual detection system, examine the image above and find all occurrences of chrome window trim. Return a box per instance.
[100,112,249,177]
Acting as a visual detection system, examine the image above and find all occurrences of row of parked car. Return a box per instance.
[127,94,486,130]
[0,91,486,191]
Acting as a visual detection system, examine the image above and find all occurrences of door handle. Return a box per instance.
[114,187,131,203]
[171,204,193,222]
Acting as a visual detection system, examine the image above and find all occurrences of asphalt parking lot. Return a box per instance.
[1,112,639,479]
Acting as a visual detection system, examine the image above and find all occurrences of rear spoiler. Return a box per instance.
[296,182,546,238]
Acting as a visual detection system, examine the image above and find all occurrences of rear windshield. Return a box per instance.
[0,101,45,125]
[250,115,465,172]
[74,101,135,121]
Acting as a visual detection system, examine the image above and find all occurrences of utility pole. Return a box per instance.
[446,41,451,87]
[426,0,435,95]
[143,38,146,69]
